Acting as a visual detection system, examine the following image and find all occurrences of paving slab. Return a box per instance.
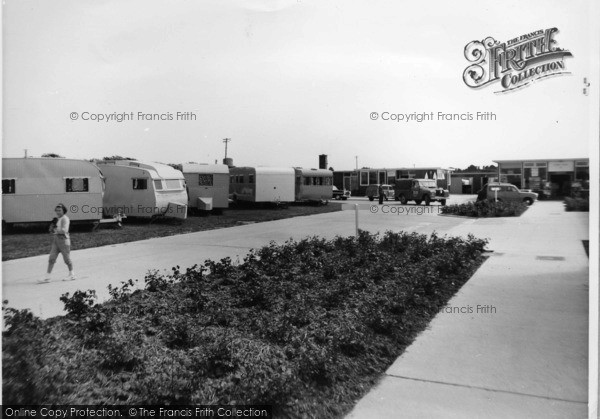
[348,201,589,418]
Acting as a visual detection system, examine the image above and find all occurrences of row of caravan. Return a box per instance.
[1,158,334,225]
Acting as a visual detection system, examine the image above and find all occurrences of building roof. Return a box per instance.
[493,158,588,163]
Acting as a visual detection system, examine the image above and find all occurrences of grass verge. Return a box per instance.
[3,230,488,417]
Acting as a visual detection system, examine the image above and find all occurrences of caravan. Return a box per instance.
[229,167,295,203]
[97,160,188,219]
[181,163,230,212]
[2,158,104,226]
[294,168,333,202]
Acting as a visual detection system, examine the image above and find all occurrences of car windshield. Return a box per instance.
[419,180,437,188]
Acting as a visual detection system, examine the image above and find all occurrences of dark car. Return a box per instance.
[365,184,395,201]
[394,179,449,205]
[477,183,537,205]
[332,186,351,200]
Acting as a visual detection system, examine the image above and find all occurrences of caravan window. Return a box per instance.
[66,178,89,192]
[2,179,16,194]
[248,174,254,184]
[324,177,332,186]
[133,178,148,190]
[154,180,163,190]
[165,179,183,189]
[199,174,213,186]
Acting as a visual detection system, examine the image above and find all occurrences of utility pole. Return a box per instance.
[223,138,231,159]
[355,155,358,170]
[24,149,28,158]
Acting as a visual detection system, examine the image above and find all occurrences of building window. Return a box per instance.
[369,171,378,185]
[199,174,213,186]
[360,171,369,186]
[132,178,148,190]
[154,180,163,190]
[2,179,16,194]
[66,178,89,192]
[165,179,183,189]
[230,175,235,184]
[248,174,255,184]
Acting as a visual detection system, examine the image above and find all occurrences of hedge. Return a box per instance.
[3,231,488,417]
[441,200,528,217]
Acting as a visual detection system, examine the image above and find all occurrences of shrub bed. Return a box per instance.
[3,231,488,417]
[564,197,589,212]
[441,200,528,217]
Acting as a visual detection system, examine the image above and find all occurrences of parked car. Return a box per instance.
[394,179,449,205]
[477,183,538,205]
[366,184,395,201]
[332,186,351,200]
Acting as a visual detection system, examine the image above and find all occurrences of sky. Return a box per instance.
[2,0,594,170]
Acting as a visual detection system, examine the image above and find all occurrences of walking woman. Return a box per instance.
[39,203,75,283]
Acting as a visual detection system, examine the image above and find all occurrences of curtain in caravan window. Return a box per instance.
[2,179,16,194]
[198,174,213,186]
[66,178,89,192]
[132,179,148,190]
[154,180,163,190]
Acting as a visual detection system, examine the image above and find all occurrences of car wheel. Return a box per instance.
[414,200,422,205]
[440,199,446,206]
[368,196,374,201]
[399,195,407,204]
[342,197,348,200]
[424,196,431,206]
[523,198,533,206]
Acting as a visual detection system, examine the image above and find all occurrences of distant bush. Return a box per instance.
[564,197,589,212]
[3,231,488,416]
[441,200,528,217]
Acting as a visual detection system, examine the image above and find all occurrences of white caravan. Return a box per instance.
[229,167,295,203]
[2,158,104,226]
[181,163,230,212]
[97,160,187,220]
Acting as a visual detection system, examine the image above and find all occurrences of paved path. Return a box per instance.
[2,199,588,418]
[2,199,463,318]
[347,202,589,418]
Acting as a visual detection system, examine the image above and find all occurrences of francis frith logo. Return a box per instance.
[463,28,572,93]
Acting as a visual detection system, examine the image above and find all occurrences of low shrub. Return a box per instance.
[441,199,528,217]
[3,231,488,417]
[564,197,589,212]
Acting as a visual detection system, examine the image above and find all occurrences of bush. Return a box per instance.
[3,231,488,417]
[441,200,528,217]
[564,197,589,212]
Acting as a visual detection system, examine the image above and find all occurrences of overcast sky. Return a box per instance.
[2,0,593,170]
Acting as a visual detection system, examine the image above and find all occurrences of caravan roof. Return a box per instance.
[97,160,183,179]
[181,163,229,174]
[4,158,102,178]
[232,166,295,176]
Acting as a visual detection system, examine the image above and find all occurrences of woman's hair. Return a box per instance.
[55,203,68,214]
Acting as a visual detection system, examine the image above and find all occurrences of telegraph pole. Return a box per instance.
[355,155,358,170]
[223,138,231,159]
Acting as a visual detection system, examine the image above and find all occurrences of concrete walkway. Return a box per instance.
[2,200,588,417]
[347,202,589,418]
[2,200,464,318]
